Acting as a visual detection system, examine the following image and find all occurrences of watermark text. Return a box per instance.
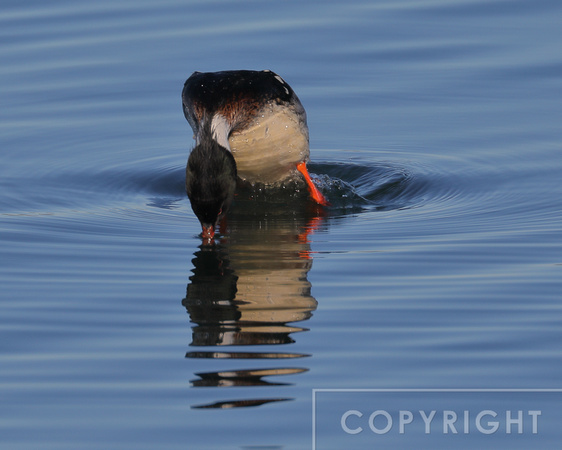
[340,409,541,435]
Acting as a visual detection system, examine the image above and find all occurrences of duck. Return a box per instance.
[182,69,328,241]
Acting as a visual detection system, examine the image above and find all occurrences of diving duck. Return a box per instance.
[182,69,328,240]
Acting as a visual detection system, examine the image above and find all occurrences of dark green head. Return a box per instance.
[186,136,237,242]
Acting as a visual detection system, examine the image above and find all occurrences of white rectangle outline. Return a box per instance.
[312,389,562,450]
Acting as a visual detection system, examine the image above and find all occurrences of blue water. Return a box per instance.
[2,0,562,448]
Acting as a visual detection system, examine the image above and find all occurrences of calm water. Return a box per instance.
[2,0,562,449]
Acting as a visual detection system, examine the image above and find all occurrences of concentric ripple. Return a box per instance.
[2,150,482,226]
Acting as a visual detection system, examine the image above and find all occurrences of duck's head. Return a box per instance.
[186,137,237,243]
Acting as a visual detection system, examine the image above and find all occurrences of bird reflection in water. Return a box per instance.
[183,202,323,409]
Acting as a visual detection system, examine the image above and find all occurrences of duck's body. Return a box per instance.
[182,70,327,240]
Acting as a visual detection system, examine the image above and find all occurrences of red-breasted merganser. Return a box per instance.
[182,69,328,240]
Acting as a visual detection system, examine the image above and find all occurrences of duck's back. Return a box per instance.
[182,70,310,184]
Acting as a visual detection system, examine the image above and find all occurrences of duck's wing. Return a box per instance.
[182,70,301,134]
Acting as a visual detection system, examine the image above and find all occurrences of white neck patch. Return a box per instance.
[210,114,231,151]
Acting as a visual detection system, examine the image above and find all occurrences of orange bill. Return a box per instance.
[296,161,330,206]
[201,225,215,246]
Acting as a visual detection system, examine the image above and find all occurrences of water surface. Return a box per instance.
[1,0,562,449]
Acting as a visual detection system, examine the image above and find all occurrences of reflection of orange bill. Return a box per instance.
[298,215,325,259]
[297,162,330,206]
